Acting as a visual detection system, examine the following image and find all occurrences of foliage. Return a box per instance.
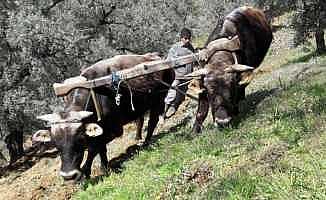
[254,0,326,52]
[292,0,326,53]
[0,0,201,163]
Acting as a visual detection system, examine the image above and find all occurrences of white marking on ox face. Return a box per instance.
[32,130,51,143]
[59,169,82,180]
[50,122,86,181]
[50,122,83,137]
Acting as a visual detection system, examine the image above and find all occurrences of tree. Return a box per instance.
[0,0,196,165]
[293,0,326,53]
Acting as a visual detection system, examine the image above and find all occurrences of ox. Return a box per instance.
[193,6,273,132]
[32,53,173,180]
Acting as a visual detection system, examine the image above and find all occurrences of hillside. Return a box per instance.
[0,12,326,200]
[72,40,326,199]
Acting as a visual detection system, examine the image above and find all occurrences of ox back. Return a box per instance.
[207,6,272,68]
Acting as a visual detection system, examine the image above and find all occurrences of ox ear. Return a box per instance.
[225,64,254,73]
[85,123,103,137]
[32,130,51,143]
[37,113,61,123]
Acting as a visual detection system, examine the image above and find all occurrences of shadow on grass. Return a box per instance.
[82,116,194,187]
[232,88,279,127]
[281,51,316,67]
[91,116,194,177]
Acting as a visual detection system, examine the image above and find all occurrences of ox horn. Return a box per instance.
[85,123,103,137]
[68,111,94,121]
[199,36,241,62]
[184,68,209,77]
[32,130,51,143]
[37,111,93,123]
[37,113,62,123]
[225,64,254,73]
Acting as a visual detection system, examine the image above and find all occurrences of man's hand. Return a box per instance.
[198,49,209,62]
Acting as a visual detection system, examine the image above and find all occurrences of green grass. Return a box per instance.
[75,54,326,199]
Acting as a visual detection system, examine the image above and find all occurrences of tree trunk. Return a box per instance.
[315,28,326,54]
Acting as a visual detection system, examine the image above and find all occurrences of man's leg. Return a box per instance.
[164,80,190,119]
[164,80,178,119]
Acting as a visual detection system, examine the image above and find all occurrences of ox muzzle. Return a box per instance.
[33,111,104,180]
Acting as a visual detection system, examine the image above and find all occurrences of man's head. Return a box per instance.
[180,28,192,45]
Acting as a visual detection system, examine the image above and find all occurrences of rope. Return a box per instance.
[115,80,122,106]
[115,80,135,111]
[90,88,102,121]
[176,79,193,87]
[232,52,238,64]
[84,89,91,111]
[126,82,135,111]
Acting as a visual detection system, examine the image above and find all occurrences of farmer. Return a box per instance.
[164,28,195,119]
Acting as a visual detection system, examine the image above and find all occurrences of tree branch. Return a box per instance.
[42,0,65,15]
[116,47,138,54]
[99,4,117,25]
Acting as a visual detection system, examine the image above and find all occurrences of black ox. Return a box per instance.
[33,53,173,180]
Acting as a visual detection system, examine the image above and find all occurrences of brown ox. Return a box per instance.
[193,7,273,132]
[33,53,173,181]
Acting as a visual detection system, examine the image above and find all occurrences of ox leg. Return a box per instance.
[192,91,209,133]
[232,84,245,115]
[144,109,160,145]
[99,145,109,175]
[81,147,98,178]
[135,116,144,141]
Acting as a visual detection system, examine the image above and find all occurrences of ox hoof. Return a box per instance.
[136,139,146,146]
[135,135,142,141]
[192,123,203,133]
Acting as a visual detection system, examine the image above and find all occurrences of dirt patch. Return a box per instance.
[254,143,289,175]
[181,160,214,187]
[0,156,77,200]
[159,160,214,199]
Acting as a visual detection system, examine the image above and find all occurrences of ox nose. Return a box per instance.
[214,117,232,128]
[59,169,82,181]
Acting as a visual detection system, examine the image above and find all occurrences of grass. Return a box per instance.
[74,53,326,199]
[259,32,326,72]
[73,33,326,199]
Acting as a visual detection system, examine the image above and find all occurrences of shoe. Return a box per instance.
[164,105,176,119]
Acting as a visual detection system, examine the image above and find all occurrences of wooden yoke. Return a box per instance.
[53,35,244,96]
[53,53,199,96]
[198,36,241,62]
